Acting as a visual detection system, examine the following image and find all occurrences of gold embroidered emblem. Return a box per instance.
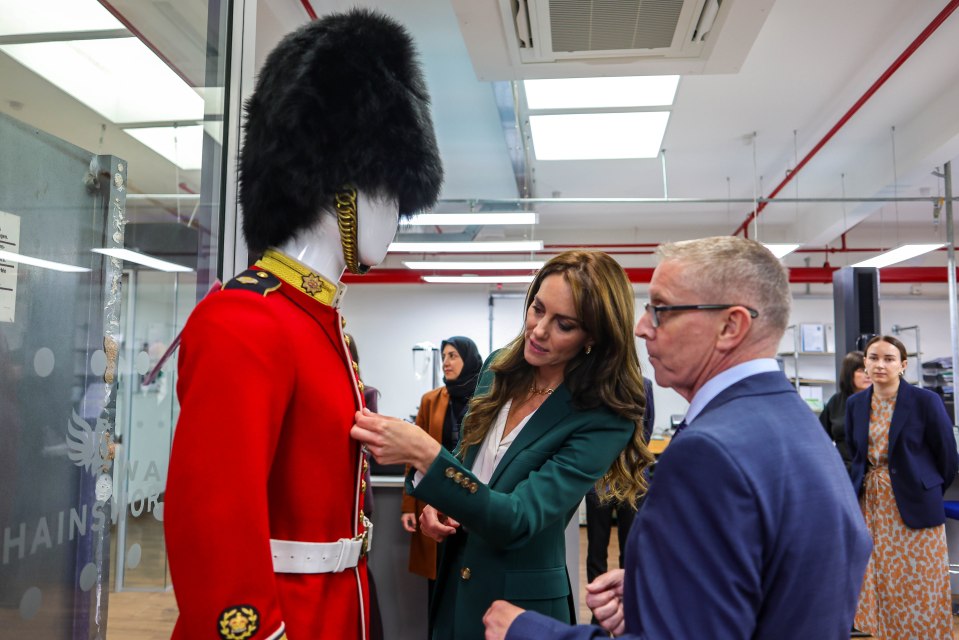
[217,605,260,640]
[301,273,328,297]
[236,276,258,285]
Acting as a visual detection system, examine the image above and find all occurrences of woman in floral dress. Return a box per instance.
[846,335,958,639]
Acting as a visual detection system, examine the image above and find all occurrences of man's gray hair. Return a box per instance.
[657,236,791,341]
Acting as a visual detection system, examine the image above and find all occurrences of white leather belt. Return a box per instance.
[270,519,372,574]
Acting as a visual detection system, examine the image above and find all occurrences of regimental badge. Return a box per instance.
[301,273,329,297]
[217,604,260,640]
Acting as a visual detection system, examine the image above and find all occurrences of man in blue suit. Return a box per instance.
[484,236,872,640]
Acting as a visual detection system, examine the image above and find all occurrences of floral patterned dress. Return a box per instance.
[855,393,952,639]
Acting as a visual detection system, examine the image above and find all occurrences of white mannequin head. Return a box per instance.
[278,190,399,282]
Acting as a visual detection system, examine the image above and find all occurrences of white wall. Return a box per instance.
[341,284,958,429]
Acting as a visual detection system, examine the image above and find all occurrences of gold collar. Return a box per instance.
[255,249,346,307]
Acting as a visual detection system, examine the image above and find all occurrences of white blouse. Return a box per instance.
[471,399,536,484]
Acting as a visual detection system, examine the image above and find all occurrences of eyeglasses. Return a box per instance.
[643,303,760,328]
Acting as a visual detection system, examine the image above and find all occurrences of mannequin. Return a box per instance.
[278,191,399,283]
[163,9,442,640]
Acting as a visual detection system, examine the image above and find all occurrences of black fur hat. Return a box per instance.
[240,8,443,254]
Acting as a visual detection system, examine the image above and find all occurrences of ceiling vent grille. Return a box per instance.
[514,0,720,64]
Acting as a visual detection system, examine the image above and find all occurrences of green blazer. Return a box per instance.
[407,359,635,640]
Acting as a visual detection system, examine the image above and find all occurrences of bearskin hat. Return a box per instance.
[240,8,443,254]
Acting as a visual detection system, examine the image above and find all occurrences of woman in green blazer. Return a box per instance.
[353,250,653,640]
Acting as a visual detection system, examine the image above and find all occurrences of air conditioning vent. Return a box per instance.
[548,0,684,53]
[453,0,774,79]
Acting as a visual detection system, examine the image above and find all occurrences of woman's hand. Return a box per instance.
[400,512,417,533]
[351,408,441,473]
[419,504,460,542]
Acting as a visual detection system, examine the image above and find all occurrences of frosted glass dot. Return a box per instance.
[135,351,151,375]
[33,348,54,377]
[126,543,142,569]
[19,586,41,619]
[90,350,107,376]
[79,563,98,591]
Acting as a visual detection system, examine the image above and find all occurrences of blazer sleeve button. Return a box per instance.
[460,567,471,580]
[453,472,464,483]
[445,467,456,478]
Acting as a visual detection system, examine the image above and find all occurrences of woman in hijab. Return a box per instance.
[401,337,483,589]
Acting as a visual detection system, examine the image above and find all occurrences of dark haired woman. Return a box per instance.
[352,250,653,640]
[819,350,870,471]
[400,337,482,610]
[846,335,958,639]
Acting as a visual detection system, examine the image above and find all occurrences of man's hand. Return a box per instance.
[400,512,417,533]
[483,600,525,640]
[419,504,460,542]
[585,568,626,635]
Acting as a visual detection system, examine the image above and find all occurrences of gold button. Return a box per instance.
[360,480,367,492]
[469,482,478,494]
[341,317,347,328]
[460,567,471,581]
[362,459,369,472]
[257,271,268,278]
[445,467,455,478]
[358,381,365,392]
[453,472,464,483]
[460,477,470,488]
[352,362,359,372]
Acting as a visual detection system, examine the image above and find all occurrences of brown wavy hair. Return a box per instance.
[458,250,654,506]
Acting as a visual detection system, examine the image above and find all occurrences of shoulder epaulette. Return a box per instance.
[222,269,282,297]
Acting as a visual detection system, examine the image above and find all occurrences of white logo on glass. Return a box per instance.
[66,410,111,475]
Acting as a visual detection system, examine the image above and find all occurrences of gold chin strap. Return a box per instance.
[335,187,370,275]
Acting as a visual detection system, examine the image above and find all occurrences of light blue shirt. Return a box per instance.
[684,358,782,425]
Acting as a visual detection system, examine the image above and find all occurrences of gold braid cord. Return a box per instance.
[335,187,370,275]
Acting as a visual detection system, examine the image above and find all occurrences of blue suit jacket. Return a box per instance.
[508,371,872,640]
[845,381,958,529]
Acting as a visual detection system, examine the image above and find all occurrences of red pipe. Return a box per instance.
[733,0,959,238]
[300,0,318,20]
[342,266,959,285]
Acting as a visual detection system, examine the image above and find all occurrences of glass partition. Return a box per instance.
[0,0,231,635]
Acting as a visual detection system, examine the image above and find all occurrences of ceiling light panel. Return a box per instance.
[524,76,680,110]
[851,244,944,268]
[762,243,801,259]
[124,125,203,170]
[389,241,544,253]
[423,275,536,284]
[529,112,670,160]
[0,38,203,123]
[405,213,538,226]
[404,261,545,270]
[0,249,90,273]
[0,0,123,35]
[92,248,192,272]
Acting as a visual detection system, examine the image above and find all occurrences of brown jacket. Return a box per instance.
[401,385,448,579]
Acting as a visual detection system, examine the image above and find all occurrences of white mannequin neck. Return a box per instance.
[277,213,345,283]
[274,190,400,284]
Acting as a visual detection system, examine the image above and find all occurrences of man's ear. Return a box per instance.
[715,306,754,352]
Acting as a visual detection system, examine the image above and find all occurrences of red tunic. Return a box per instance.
[165,259,369,640]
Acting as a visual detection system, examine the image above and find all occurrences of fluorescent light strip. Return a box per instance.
[529,112,670,160]
[92,248,193,272]
[125,125,204,170]
[389,241,543,253]
[404,260,545,270]
[524,76,680,109]
[851,244,945,268]
[762,243,802,259]
[405,213,538,226]
[0,38,203,123]
[423,275,536,284]
[0,249,90,273]
[0,0,124,35]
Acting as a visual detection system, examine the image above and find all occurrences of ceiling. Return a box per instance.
[3,0,959,281]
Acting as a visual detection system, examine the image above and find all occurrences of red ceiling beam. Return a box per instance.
[342,267,959,285]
